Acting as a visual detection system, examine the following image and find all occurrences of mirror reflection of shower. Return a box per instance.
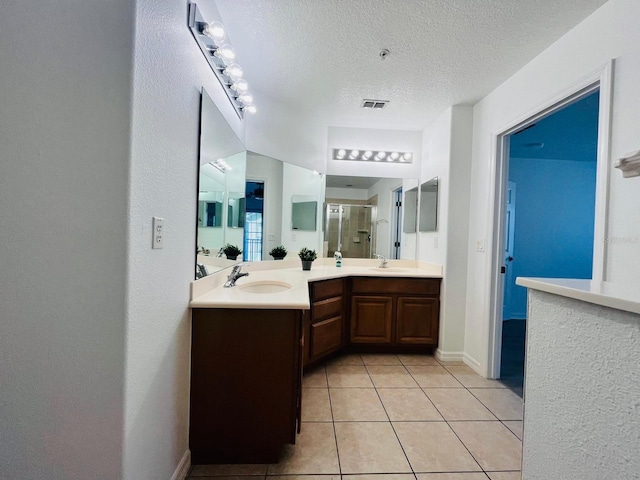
[325,204,377,259]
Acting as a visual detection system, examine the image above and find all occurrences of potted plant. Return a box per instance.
[269,245,288,260]
[222,243,242,261]
[298,247,317,271]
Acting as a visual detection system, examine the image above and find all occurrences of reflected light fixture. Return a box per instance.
[188,2,256,118]
[332,148,413,164]
[211,159,232,173]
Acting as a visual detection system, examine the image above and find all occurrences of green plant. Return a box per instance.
[298,247,317,262]
[269,245,288,258]
[222,243,242,257]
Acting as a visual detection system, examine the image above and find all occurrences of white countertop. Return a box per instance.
[190,259,443,309]
[516,277,640,315]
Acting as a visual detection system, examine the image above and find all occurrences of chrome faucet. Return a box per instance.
[216,247,224,258]
[224,264,249,287]
[375,254,388,268]
[196,263,208,279]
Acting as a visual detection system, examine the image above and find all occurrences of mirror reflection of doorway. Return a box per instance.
[325,204,377,259]
[244,181,264,261]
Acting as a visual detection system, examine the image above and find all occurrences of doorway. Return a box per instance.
[391,188,403,259]
[489,62,613,382]
[244,180,264,261]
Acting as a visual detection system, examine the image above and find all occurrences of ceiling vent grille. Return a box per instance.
[361,99,389,109]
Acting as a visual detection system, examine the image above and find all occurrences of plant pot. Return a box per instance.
[226,255,238,261]
[272,255,286,260]
[301,260,313,271]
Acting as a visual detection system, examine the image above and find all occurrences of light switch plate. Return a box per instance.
[475,238,485,252]
[152,217,164,249]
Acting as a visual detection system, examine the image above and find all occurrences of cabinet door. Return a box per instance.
[309,316,342,359]
[350,296,393,343]
[396,296,439,345]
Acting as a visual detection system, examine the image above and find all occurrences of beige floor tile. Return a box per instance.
[444,366,506,389]
[343,475,416,480]
[268,476,341,480]
[303,366,328,388]
[469,389,523,420]
[503,421,523,440]
[189,476,264,480]
[397,354,440,366]
[449,422,522,471]
[267,423,339,474]
[361,353,402,365]
[302,387,332,422]
[486,472,521,480]
[367,365,419,387]
[335,422,412,474]
[416,474,489,479]
[406,366,463,388]
[424,388,496,421]
[330,388,388,421]
[377,388,443,421]
[327,354,364,366]
[393,422,481,473]
[190,464,268,476]
[326,365,374,388]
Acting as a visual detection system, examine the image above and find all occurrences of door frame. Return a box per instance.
[488,61,613,379]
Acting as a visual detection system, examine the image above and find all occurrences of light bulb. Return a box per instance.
[349,150,360,159]
[403,152,412,161]
[231,79,248,92]
[389,152,400,160]
[336,149,346,159]
[362,150,373,160]
[202,21,225,42]
[214,44,235,63]
[238,92,253,105]
[223,63,243,80]
[375,151,386,161]
[243,105,257,114]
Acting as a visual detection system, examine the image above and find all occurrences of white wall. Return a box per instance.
[418,106,473,359]
[465,0,640,374]
[0,1,134,478]
[327,126,422,178]
[523,291,639,479]
[246,153,284,257]
[124,0,246,478]
[325,187,369,201]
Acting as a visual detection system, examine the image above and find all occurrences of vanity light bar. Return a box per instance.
[211,159,232,173]
[188,2,256,119]
[333,148,413,163]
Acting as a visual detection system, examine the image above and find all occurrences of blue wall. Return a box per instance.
[506,157,596,318]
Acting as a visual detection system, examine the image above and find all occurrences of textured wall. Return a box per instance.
[523,290,640,479]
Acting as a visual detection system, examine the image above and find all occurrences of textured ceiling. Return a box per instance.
[212,0,607,131]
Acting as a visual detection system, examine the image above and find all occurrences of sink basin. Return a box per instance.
[238,280,293,294]
[369,267,409,273]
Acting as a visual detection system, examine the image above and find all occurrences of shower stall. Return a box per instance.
[324,203,377,259]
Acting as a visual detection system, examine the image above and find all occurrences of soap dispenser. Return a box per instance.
[334,251,342,268]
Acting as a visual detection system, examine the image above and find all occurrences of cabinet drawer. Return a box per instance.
[351,277,440,295]
[310,316,342,358]
[310,278,344,301]
[312,296,342,322]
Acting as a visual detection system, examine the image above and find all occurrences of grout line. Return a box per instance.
[325,365,343,476]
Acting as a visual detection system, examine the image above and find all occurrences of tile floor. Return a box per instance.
[189,353,523,480]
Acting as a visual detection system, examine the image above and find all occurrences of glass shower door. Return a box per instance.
[325,204,376,259]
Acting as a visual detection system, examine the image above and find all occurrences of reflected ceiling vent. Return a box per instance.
[361,99,389,109]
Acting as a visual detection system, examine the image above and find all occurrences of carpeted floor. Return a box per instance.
[500,319,526,397]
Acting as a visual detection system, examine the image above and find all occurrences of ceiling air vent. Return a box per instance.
[361,99,389,109]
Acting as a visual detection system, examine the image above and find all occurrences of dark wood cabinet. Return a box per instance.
[350,295,393,343]
[190,308,303,464]
[396,296,440,344]
[305,278,345,367]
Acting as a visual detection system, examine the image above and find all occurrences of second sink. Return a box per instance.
[238,280,293,294]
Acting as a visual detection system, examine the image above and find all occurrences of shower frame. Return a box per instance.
[324,203,378,258]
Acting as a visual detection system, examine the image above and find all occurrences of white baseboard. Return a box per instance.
[435,349,464,362]
[171,449,191,480]
[462,353,484,376]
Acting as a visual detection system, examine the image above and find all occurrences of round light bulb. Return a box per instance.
[202,21,225,42]
[231,79,248,92]
[336,149,346,159]
[375,151,386,161]
[238,92,253,105]
[214,44,235,63]
[389,152,400,161]
[349,150,360,159]
[403,152,412,161]
[243,105,257,114]
[362,150,373,160]
[223,63,243,80]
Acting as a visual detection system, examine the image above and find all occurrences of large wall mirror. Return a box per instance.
[195,87,419,279]
[419,177,439,232]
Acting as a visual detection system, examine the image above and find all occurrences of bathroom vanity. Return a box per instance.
[189,260,442,464]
